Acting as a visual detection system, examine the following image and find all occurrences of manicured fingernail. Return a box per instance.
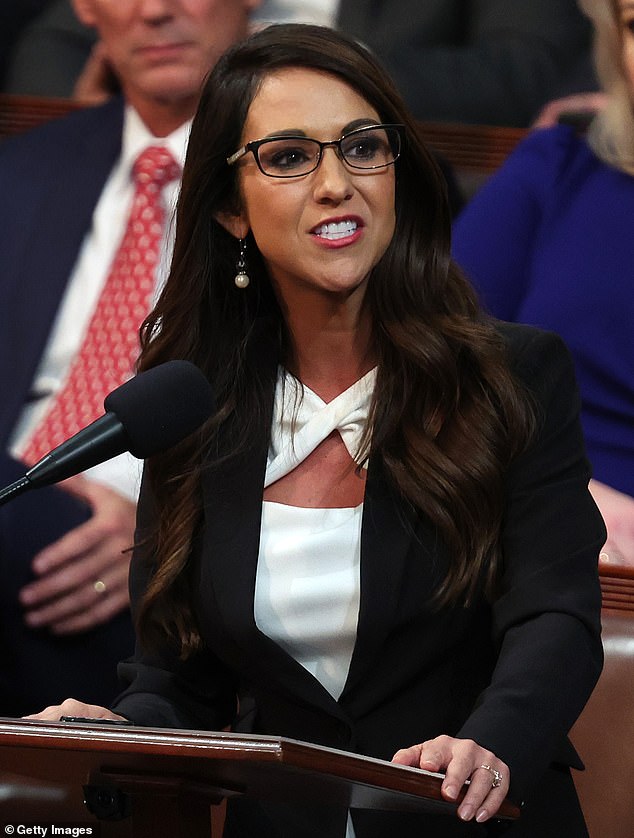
[443,785,458,800]
[476,808,489,823]
[459,805,475,821]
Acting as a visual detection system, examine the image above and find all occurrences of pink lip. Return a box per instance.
[309,215,365,249]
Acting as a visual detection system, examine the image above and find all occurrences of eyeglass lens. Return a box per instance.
[257,126,400,177]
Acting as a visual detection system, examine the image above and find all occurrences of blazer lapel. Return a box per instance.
[342,457,417,697]
[200,434,345,716]
[198,342,345,717]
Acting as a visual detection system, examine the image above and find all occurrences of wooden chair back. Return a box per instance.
[0,94,81,140]
[416,120,527,198]
[570,566,634,837]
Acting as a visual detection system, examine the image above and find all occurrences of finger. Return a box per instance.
[31,484,135,575]
[50,585,129,634]
[471,784,509,824]
[30,519,104,575]
[392,744,424,766]
[21,543,131,610]
[22,547,130,617]
[437,739,479,802]
[457,762,509,823]
[393,739,448,773]
[25,698,122,721]
[24,570,129,631]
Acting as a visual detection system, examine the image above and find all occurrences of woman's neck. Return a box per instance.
[282,299,375,402]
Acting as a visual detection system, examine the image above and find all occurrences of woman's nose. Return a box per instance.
[311,146,354,203]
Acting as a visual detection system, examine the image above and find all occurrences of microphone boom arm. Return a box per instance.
[0,476,31,508]
[25,413,127,489]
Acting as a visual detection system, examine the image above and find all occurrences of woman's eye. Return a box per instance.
[262,145,312,171]
[346,138,380,160]
[274,150,307,168]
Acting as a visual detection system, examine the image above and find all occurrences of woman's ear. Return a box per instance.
[215,210,250,240]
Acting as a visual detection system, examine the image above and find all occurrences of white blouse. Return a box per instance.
[256,501,362,700]
[254,367,377,699]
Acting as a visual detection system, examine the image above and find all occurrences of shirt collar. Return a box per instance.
[265,367,377,488]
[120,104,191,180]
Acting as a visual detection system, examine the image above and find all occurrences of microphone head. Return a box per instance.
[104,360,215,458]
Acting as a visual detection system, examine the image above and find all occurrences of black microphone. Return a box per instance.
[0,360,214,507]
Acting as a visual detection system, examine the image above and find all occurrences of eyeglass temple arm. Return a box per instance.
[227,147,247,166]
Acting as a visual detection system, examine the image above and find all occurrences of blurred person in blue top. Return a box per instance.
[453,0,634,567]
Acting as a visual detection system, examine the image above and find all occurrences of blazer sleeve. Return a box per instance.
[457,326,605,800]
[110,474,238,730]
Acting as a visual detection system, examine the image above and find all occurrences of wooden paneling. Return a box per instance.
[599,564,634,613]
[0,93,81,139]
[416,120,527,175]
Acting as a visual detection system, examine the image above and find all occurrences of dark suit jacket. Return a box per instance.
[0,98,133,715]
[113,324,605,836]
[0,96,124,449]
[337,0,591,126]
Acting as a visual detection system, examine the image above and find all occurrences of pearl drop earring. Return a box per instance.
[234,237,250,289]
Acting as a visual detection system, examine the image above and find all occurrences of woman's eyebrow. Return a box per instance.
[341,118,382,134]
[260,119,381,140]
[261,128,308,139]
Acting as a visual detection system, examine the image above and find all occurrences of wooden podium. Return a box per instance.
[0,719,519,835]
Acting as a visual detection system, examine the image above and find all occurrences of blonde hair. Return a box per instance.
[579,0,634,173]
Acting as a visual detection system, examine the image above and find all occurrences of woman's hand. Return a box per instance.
[392,735,510,823]
[590,479,634,566]
[24,698,126,723]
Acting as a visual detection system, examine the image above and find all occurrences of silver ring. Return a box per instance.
[93,580,107,594]
[600,550,624,564]
[480,764,502,788]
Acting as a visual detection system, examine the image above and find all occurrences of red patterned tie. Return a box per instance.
[21,145,181,466]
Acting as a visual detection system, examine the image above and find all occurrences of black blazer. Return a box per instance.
[113,323,604,836]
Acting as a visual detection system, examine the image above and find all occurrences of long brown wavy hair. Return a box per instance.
[136,24,535,655]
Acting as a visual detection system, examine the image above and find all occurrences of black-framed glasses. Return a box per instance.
[226,123,404,178]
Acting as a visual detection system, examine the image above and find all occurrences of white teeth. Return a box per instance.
[314,220,358,239]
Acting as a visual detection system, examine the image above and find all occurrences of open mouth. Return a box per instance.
[313,220,359,240]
